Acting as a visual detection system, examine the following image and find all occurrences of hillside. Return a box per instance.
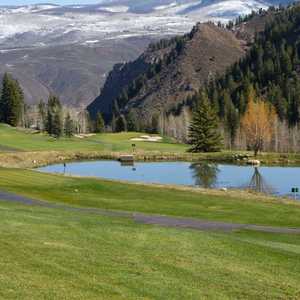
[87,10,270,128]
[0,0,293,107]
[0,37,153,107]
[205,3,300,136]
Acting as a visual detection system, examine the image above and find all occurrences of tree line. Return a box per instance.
[0,73,24,127]
[0,72,106,137]
[188,4,300,153]
[36,96,106,137]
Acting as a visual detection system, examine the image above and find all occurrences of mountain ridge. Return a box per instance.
[0,0,296,107]
[87,9,272,130]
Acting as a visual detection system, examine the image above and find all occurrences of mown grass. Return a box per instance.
[2,123,300,167]
[0,124,187,153]
[1,200,300,299]
[1,168,300,228]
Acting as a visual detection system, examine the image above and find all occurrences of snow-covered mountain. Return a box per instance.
[0,0,290,49]
[0,0,295,107]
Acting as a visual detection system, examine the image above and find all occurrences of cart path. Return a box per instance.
[1,191,300,234]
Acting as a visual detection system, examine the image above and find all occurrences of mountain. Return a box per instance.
[0,0,295,107]
[87,8,273,129]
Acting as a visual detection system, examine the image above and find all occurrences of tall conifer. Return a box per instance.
[188,92,222,152]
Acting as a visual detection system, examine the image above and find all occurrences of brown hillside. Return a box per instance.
[126,23,245,119]
[88,13,270,126]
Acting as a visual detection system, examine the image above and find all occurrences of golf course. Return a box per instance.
[1,124,300,299]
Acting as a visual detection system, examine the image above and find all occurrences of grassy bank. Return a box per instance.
[0,149,248,168]
[1,168,300,228]
[1,200,300,299]
[0,124,187,153]
[1,124,300,168]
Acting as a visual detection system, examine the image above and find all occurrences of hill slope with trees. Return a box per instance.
[87,8,271,133]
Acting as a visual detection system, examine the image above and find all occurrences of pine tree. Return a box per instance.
[188,92,222,153]
[38,99,46,131]
[46,95,62,137]
[64,113,74,137]
[0,73,24,127]
[115,115,127,132]
[225,99,239,148]
[0,73,10,123]
[53,112,63,138]
[94,112,105,133]
[126,111,138,132]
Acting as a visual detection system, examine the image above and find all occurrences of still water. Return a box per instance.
[38,161,300,198]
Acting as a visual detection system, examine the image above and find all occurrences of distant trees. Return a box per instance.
[46,95,63,138]
[126,111,138,132]
[188,92,222,152]
[204,4,300,128]
[241,89,277,156]
[0,73,24,127]
[94,112,105,133]
[115,115,127,132]
[37,99,47,131]
[64,113,75,137]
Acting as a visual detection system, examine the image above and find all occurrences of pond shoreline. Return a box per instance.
[38,160,300,199]
[1,150,300,169]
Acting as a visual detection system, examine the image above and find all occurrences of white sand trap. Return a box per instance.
[131,135,163,142]
[74,133,96,139]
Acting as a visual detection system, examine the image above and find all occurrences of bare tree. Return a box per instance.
[241,88,277,156]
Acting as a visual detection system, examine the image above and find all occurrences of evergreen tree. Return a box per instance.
[188,92,222,152]
[0,73,9,123]
[115,115,127,132]
[0,73,24,127]
[126,111,138,132]
[64,113,74,137]
[225,99,239,148]
[202,4,300,128]
[53,112,63,138]
[94,112,105,133]
[38,99,46,131]
[46,95,63,138]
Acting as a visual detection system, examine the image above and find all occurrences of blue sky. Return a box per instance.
[0,0,101,5]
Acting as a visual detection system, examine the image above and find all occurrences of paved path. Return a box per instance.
[1,191,300,234]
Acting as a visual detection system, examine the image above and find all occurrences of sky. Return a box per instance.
[0,0,101,5]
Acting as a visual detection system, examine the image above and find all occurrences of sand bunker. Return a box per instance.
[74,134,96,139]
[130,135,163,142]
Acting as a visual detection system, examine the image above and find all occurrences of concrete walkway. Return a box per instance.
[1,191,300,234]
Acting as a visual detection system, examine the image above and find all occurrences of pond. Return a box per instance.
[38,161,300,199]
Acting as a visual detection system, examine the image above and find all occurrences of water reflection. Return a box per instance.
[190,163,219,188]
[38,161,300,198]
[247,167,274,194]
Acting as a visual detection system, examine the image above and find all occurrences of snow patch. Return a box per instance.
[100,6,129,13]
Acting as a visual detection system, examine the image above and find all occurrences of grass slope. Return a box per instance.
[1,168,300,228]
[1,201,300,299]
[0,124,187,153]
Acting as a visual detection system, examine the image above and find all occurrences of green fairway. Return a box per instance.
[1,200,300,299]
[0,124,187,153]
[1,168,300,228]
[1,123,300,299]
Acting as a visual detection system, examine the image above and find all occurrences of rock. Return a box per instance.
[247,159,261,165]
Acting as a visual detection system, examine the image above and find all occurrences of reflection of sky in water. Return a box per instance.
[38,161,300,198]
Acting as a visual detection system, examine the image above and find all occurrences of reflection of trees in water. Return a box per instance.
[190,163,219,188]
[248,167,274,194]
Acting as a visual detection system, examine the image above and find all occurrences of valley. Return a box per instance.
[1,1,300,299]
[0,0,291,107]
[0,123,300,298]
